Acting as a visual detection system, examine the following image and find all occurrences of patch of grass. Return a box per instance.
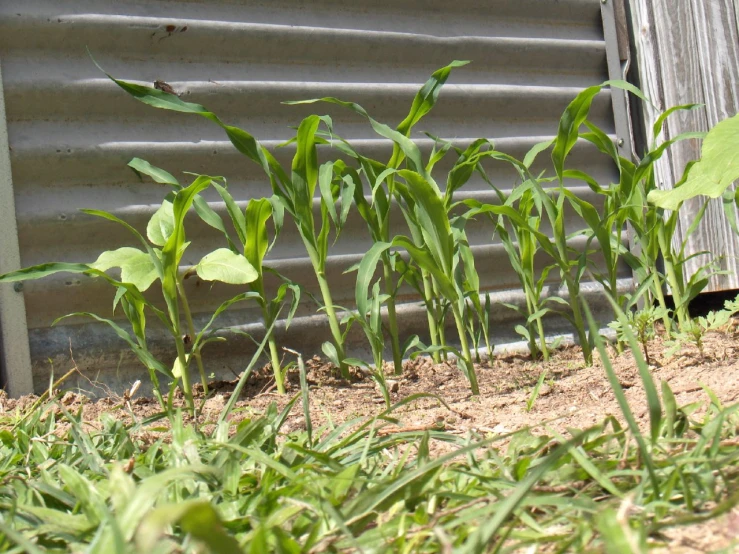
[1,338,739,552]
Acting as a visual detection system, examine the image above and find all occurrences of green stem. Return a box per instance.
[267,334,284,394]
[252,275,286,395]
[177,277,208,396]
[658,224,689,328]
[652,276,672,335]
[421,270,441,363]
[174,335,195,416]
[564,275,591,364]
[523,287,540,359]
[381,255,404,375]
[261,304,285,394]
[432,280,450,361]
[315,268,349,379]
[536,314,549,361]
[451,302,479,395]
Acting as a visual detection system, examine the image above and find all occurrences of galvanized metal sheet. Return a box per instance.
[0,0,628,393]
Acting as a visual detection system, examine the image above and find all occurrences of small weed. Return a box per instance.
[609,306,668,365]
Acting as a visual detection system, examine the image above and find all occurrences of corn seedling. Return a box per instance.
[343,280,392,407]
[469,157,561,361]
[100,66,355,379]
[176,165,301,395]
[290,61,469,370]
[0,174,259,415]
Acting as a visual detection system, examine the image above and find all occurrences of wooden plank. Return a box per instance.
[630,0,739,292]
[686,0,739,290]
[614,0,630,61]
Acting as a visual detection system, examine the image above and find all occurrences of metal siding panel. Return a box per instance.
[0,1,625,393]
[0,60,33,395]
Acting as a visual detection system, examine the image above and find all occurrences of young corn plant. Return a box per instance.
[343,280,392,407]
[289,61,469,369]
[102,67,355,379]
[485,80,702,362]
[183,169,300,395]
[466,165,560,361]
[356,168,481,394]
[0,174,259,415]
[558,83,734,336]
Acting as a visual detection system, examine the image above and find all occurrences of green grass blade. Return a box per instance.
[582,301,661,497]
[458,430,590,554]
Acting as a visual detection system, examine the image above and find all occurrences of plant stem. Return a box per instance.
[381,255,404,375]
[536,315,550,361]
[658,224,689,328]
[259,300,286,394]
[267,334,284,393]
[421,270,442,363]
[315,268,349,379]
[253,276,286,395]
[523,288,540,359]
[177,277,208,396]
[451,302,479,395]
[564,276,591,364]
[174,334,195,416]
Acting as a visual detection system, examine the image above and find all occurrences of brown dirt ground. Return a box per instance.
[2,330,739,552]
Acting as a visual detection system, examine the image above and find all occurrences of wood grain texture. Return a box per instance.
[614,0,630,61]
[631,0,739,292]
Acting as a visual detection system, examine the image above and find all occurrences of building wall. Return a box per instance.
[630,0,739,292]
[0,1,627,394]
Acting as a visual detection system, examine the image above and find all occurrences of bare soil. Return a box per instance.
[4,331,739,446]
[2,330,739,552]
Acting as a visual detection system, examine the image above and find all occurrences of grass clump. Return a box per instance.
[1,325,739,552]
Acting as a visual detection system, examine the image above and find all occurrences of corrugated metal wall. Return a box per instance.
[0,0,627,394]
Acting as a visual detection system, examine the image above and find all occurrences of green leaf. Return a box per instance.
[91,247,159,291]
[196,248,258,284]
[322,341,341,368]
[244,198,273,277]
[652,103,703,142]
[213,182,247,244]
[355,242,392,316]
[0,262,90,283]
[318,161,339,228]
[128,157,180,186]
[137,500,243,553]
[523,138,554,168]
[292,115,324,206]
[648,113,739,210]
[161,175,214,308]
[723,188,739,235]
[391,236,458,302]
[398,169,452,271]
[193,291,261,350]
[396,60,469,136]
[552,84,603,182]
[147,199,175,246]
[193,194,234,249]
